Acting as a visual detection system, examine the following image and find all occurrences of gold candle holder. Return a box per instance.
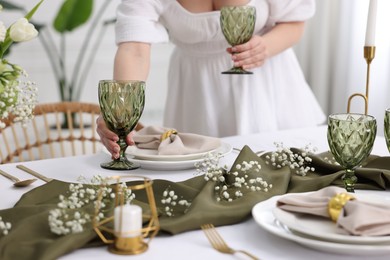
[93,175,160,255]
[347,46,376,114]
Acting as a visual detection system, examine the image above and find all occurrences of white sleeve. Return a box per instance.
[115,0,169,44]
[266,0,315,28]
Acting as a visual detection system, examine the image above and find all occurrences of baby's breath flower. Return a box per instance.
[265,142,317,176]
[0,216,11,236]
[160,186,191,217]
[0,60,37,128]
[196,150,272,202]
[323,156,340,165]
[48,175,135,235]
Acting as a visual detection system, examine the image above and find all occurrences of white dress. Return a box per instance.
[115,0,326,137]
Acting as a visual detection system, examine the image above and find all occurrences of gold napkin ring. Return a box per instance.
[160,129,177,142]
[328,193,355,222]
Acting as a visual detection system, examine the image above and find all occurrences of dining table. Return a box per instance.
[1,125,390,260]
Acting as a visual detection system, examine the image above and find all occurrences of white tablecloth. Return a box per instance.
[1,125,389,260]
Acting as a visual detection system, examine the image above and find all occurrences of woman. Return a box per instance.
[97,0,325,158]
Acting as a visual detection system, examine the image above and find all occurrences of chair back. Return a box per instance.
[0,102,102,164]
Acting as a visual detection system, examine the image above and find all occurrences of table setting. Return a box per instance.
[2,1,390,259]
[1,124,390,260]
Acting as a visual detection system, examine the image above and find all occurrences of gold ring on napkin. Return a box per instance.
[328,193,355,222]
[160,129,178,142]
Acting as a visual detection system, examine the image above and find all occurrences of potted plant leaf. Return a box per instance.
[1,0,116,127]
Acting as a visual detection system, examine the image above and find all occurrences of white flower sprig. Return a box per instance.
[48,175,135,235]
[265,142,317,176]
[0,2,41,128]
[195,151,272,202]
[160,187,191,217]
[0,216,11,236]
[323,155,340,165]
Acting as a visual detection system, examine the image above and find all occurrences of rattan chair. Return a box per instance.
[0,102,103,164]
[0,101,145,164]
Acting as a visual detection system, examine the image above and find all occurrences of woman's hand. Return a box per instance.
[227,35,268,70]
[96,115,135,159]
[227,22,306,71]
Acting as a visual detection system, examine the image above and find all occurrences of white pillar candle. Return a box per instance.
[114,204,142,238]
[364,0,378,46]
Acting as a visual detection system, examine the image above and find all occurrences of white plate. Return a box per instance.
[126,143,223,161]
[128,142,232,171]
[252,193,390,256]
[272,193,390,245]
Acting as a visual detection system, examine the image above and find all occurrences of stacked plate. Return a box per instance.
[125,142,232,171]
[252,192,390,256]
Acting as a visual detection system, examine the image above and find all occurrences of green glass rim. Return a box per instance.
[99,79,146,85]
[328,113,376,122]
[220,5,255,11]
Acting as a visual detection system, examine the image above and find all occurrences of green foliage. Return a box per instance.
[25,0,44,20]
[0,0,44,58]
[1,0,115,103]
[53,0,93,33]
[0,1,24,11]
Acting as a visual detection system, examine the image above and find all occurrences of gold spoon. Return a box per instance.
[0,169,37,187]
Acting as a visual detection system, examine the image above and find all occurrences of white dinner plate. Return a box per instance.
[128,142,232,171]
[272,193,390,245]
[126,142,223,161]
[252,193,390,256]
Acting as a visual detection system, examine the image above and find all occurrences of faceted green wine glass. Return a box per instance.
[98,80,145,170]
[384,108,390,152]
[327,113,376,192]
[220,6,256,74]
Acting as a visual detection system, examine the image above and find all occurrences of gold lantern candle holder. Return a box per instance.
[93,175,160,255]
[347,46,376,114]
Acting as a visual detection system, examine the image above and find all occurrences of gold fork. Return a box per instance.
[201,224,259,260]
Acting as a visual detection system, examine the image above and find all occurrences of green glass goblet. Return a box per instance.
[220,5,256,74]
[384,108,390,151]
[98,80,145,170]
[327,113,377,192]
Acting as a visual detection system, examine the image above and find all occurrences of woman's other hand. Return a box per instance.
[227,35,268,70]
[227,22,306,71]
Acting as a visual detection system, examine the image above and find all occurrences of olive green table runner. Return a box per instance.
[1,146,390,260]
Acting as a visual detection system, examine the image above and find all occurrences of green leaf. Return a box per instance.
[53,0,93,33]
[25,0,45,20]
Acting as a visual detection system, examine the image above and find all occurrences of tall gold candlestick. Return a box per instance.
[347,46,376,114]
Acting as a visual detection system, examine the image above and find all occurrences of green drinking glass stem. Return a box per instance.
[341,168,358,193]
[100,136,138,170]
[222,52,253,74]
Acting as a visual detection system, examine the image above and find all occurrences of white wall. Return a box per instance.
[3,0,173,126]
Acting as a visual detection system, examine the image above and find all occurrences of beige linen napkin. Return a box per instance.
[277,186,390,236]
[133,126,221,155]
